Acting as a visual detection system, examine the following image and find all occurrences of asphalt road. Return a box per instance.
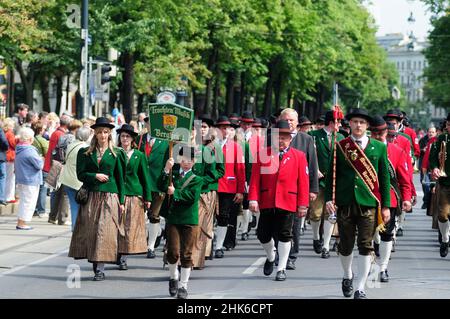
[1,175,449,299]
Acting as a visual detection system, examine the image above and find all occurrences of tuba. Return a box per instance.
[439,139,448,177]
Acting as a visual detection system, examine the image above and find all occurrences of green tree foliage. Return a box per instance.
[3,0,400,120]
[423,14,450,110]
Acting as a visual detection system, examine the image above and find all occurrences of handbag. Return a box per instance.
[45,160,63,189]
[75,185,89,205]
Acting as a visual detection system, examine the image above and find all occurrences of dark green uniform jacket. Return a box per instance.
[309,128,345,188]
[430,133,450,187]
[325,137,391,208]
[76,146,126,204]
[158,167,203,225]
[123,149,152,201]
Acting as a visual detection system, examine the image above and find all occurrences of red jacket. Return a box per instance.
[218,140,246,194]
[404,127,420,158]
[5,129,16,162]
[43,127,66,172]
[387,143,412,208]
[392,134,416,196]
[421,136,437,171]
[248,147,309,213]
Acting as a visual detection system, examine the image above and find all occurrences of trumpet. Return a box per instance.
[439,140,447,177]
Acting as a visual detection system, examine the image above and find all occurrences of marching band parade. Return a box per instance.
[3,0,450,308]
[0,100,448,302]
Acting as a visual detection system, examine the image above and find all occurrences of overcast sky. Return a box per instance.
[364,0,433,40]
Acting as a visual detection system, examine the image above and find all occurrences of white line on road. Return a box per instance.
[0,248,68,278]
[242,257,266,275]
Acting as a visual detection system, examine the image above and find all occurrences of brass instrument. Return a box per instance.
[439,139,448,177]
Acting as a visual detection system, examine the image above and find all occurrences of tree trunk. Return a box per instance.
[225,71,235,116]
[212,68,221,120]
[15,60,36,108]
[39,74,51,113]
[263,62,276,117]
[240,72,246,112]
[7,66,15,117]
[273,71,283,112]
[55,75,63,115]
[66,74,71,115]
[137,94,144,114]
[287,90,292,110]
[121,51,134,122]
[204,48,218,115]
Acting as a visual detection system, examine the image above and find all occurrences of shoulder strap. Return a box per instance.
[180,173,196,190]
[138,133,145,151]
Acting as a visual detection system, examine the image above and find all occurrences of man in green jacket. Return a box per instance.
[137,116,170,258]
[158,147,202,300]
[325,108,391,299]
[309,110,345,259]
[430,112,450,258]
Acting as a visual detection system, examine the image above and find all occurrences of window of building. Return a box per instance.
[413,61,416,69]
[407,60,411,70]
[418,61,422,70]
[401,61,405,70]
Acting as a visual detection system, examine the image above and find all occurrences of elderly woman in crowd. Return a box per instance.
[3,118,17,203]
[59,126,91,231]
[14,127,44,230]
[68,117,126,281]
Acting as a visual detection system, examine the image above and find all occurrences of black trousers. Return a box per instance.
[218,193,240,249]
[257,208,294,244]
[380,208,398,242]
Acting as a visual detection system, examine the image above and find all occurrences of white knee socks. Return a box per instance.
[311,220,320,240]
[169,263,179,280]
[322,220,334,251]
[240,210,251,234]
[379,241,393,272]
[356,255,372,292]
[339,253,353,279]
[215,226,228,250]
[261,239,275,262]
[180,267,191,289]
[373,231,381,245]
[147,222,160,250]
[277,241,291,272]
[439,221,450,243]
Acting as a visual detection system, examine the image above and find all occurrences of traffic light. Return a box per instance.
[100,65,112,85]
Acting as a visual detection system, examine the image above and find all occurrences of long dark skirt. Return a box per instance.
[68,192,123,263]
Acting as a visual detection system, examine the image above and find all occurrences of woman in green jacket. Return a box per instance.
[116,124,152,270]
[68,117,127,281]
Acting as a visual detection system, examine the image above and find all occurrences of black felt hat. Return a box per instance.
[91,117,115,129]
[383,109,403,121]
[198,114,214,127]
[369,115,387,132]
[240,111,254,123]
[116,123,138,137]
[298,116,312,126]
[345,108,372,122]
[215,115,231,126]
[252,118,263,128]
[274,119,292,134]
[447,112,450,122]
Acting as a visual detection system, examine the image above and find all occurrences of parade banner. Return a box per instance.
[147,102,194,143]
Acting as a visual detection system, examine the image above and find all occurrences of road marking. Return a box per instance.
[0,248,68,278]
[242,257,266,275]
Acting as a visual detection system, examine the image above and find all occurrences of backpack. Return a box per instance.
[52,133,75,163]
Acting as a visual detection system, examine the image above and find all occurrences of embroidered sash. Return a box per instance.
[337,137,385,231]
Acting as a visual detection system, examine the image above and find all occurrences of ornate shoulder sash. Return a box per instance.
[337,137,385,231]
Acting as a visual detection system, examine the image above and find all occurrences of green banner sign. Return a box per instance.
[147,102,194,143]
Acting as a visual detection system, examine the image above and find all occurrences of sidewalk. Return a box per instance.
[0,198,72,275]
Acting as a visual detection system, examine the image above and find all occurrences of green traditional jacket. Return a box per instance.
[193,144,224,194]
[136,133,170,193]
[76,146,126,204]
[429,132,450,186]
[309,128,345,188]
[324,137,391,208]
[205,140,225,192]
[123,149,152,201]
[158,167,202,225]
